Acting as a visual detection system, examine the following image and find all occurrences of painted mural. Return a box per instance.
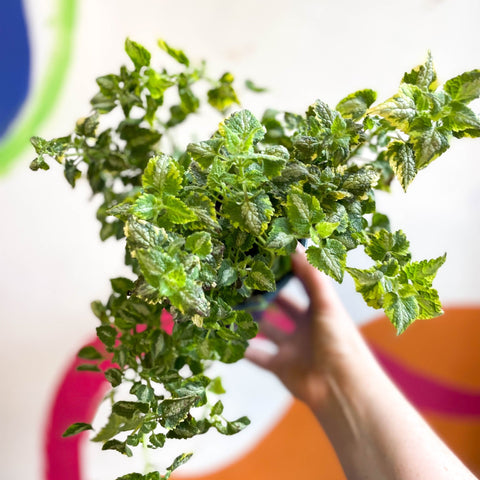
[1,1,480,479]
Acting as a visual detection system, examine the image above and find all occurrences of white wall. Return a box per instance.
[1,0,479,478]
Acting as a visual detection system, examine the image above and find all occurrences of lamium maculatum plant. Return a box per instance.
[31,38,480,479]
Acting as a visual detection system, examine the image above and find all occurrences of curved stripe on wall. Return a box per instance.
[44,306,480,479]
[0,0,76,175]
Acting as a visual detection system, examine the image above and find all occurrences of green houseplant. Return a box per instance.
[31,39,480,479]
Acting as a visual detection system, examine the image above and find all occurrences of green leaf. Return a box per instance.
[64,160,81,187]
[162,196,196,225]
[132,194,158,221]
[223,193,274,235]
[402,51,437,91]
[78,345,103,360]
[314,221,339,239]
[368,84,418,132]
[30,155,50,171]
[76,364,101,372]
[442,102,480,133]
[336,89,377,120]
[403,254,446,286]
[385,141,417,191]
[125,218,167,251]
[96,325,117,348]
[266,217,297,254]
[214,416,250,436]
[341,168,380,195]
[211,400,224,416]
[444,70,480,103]
[125,38,151,69]
[217,259,238,287]
[415,287,444,320]
[62,422,93,437]
[365,229,411,266]
[159,396,198,429]
[157,38,190,66]
[384,292,419,334]
[286,191,323,237]
[104,368,123,387]
[187,138,224,169]
[130,383,155,403]
[245,79,268,92]
[306,240,346,282]
[347,267,385,309]
[245,261,276,292]
[165,452,194,479]
[112,401,149,419]
[209,376,226,394]
[102,439,133,457]
[208,79,240,112]
[143,154,182,197]
[219,110,265,154]
[185,232,212,257]
[410,125,450,169]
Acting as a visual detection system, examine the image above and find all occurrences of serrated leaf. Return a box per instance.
[315,221,339,239]
[410,125,450,169]
[403,254,446,286]
[112,401,149,419]
[347,267,385,309]
[219,110,265,153]
[159,396,198,429]
[187,138,224,169]
[368,84,418,132]
[365,229,411,265]
[132,194,158,221]
[336,89,377,120]
[402,51,437,91]
[286,191,324,237]
[157,38,190,66]
[223,193,274,235]
[415,287,444,320]
[30,156,50,171]
[185,232,212,257]
[306,240,346,282]
[266,217,297,254]
[161,196,196,224]
[307,100,336,130]
[130,383,155,403]
[442,101,480,132]
[384,292,419,334]
[217,259,238,287]
[385,141,417,191]
[62,422,93,437]
[245,261,276,292]
[143,154,182,197]
[342,168,380,195]
[444,70,480,103]
[253,145,289,178]
[124,217,167,251]
[125,38,151,69]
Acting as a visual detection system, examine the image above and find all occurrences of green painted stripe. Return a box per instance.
[0,0,77,175]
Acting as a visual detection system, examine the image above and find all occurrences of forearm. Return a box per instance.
[313,343,477,480]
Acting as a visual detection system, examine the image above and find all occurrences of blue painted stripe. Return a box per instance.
[0,0,31,138]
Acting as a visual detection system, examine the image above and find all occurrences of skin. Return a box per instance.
[246,246,477,480]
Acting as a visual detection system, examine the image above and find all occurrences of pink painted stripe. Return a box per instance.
[372,346,480,417]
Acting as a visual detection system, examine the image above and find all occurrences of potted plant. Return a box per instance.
[30,38,480,479]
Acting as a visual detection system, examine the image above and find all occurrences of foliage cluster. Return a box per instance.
[31,38,480,478]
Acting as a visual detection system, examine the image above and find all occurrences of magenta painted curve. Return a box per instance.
[372,346,480,416]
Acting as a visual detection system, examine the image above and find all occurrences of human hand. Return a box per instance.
[246,245,373,413]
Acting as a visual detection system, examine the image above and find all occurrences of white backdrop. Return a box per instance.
[1,0,480,478]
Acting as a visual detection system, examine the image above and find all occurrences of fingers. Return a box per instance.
[274,294,306,322]
[258,320,289,345]
[291,243,342,312]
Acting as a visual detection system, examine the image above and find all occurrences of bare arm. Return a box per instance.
[246,247,476,480]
